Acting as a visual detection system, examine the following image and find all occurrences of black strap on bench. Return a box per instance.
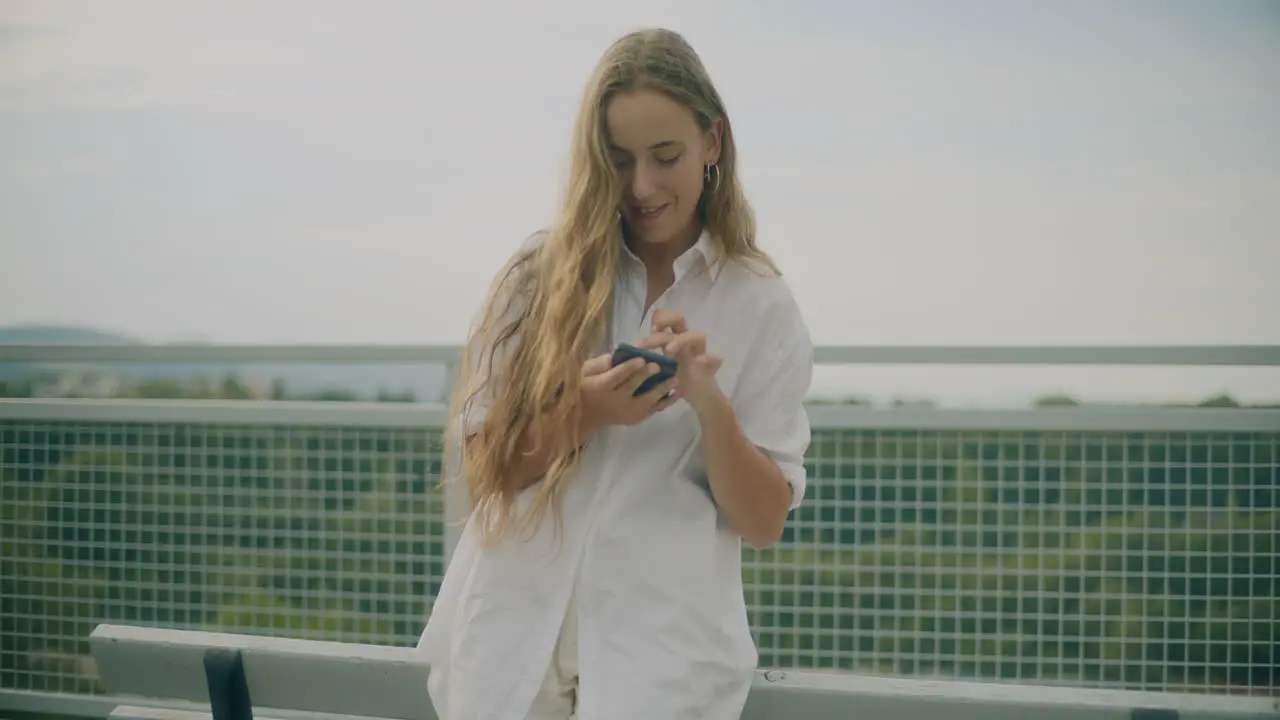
[1131,709,1178,720]
[204,648,253,720]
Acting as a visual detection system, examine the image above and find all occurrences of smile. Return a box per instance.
[635,204,669,222]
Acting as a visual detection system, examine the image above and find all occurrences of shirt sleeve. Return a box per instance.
[730,287,814,510]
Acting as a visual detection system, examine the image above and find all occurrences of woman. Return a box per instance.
[418,27,814,720]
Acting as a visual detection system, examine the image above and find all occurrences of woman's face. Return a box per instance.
[605,88,720,251]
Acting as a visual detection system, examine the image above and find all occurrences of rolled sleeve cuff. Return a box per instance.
[771,451,808,510]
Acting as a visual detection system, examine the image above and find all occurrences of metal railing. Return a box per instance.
[1,343,1277,716]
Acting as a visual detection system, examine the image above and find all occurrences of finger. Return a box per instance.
[652,385,683,412]
[648,377,681,408]
[634,331,675,350]
[582,353,613,376]
[629,377,679,418]
[650,309,687,335]
[603,357,648,389]
[634,374,678,403]
[667,331,706,359]
[622,362,661,394]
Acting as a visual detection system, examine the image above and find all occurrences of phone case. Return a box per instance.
[611,343,678,397]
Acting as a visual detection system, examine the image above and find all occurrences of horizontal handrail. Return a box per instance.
[0,343,462,364]
[2,343,1279,366]
[3,397,1278,432]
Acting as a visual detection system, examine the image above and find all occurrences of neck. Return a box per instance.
[624,220,703,274]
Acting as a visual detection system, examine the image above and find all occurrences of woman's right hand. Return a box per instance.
[579,353,680,431]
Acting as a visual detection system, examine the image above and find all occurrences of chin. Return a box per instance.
[626,219,688,247]
[632,228,677,246]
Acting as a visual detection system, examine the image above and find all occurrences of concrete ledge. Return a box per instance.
[743,669,1278,720]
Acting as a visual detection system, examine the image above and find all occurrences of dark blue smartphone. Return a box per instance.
[611,343,678,397]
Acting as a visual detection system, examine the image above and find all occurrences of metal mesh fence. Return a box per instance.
[1,419,446,696]
[1,415,1275,698]
[745,428,1276,696]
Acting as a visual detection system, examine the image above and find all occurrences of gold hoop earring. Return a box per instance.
[704,163,721,194]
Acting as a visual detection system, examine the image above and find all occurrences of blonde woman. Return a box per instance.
[418,27,814,720]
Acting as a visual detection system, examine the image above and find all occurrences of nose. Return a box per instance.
[629,161,658,203]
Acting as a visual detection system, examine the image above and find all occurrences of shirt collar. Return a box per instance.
[619,228,722,283]
[675,228,721,283]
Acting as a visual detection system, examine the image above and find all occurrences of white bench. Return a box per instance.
[89,624,1278,720]
[90,624,434,720]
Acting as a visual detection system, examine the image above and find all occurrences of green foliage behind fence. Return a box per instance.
[2,420,1275,696]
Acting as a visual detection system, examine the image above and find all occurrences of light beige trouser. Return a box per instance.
[525,591,579,719]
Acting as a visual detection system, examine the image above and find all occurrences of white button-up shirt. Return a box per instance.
[418,231,814,719]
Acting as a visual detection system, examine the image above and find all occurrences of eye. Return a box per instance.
[656,154,681,167]
[612,156,634,171]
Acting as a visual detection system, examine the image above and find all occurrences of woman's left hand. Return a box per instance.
[639,310,724,411]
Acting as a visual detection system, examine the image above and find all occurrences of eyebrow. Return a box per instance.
[609,140,682,154]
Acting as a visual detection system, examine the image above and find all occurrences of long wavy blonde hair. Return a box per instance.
[445,28,778,547]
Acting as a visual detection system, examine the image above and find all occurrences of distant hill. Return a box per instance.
[0,324,141,346]
[0,324,448,402]
[0,325,140,379]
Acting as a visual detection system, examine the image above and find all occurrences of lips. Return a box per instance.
[633,204,669,223]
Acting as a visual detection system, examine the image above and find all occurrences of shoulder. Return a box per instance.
[520,228,550,254]
[718,256,809,338]
[509,229,549,271]
[492,230,548,287]
[478,229,549,322]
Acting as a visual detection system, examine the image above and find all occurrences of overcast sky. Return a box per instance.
[2,1,1277,404]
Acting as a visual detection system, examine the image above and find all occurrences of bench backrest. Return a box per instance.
[90,624,435,720]
[90,624,1277,720]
